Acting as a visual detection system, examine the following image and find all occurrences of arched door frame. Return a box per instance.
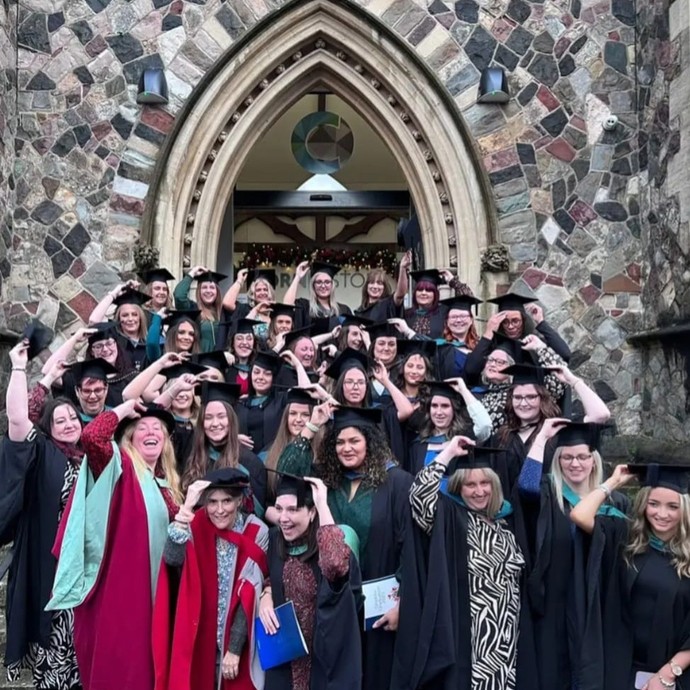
[142,0,497,287]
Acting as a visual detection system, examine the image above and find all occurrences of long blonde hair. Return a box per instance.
[115,304,148,341]
[120,423,183,504]
[196,281,222,322]
[309,274,341,318]
[625,487,690,578]
[248,279,275,308]
[550,447,604,514]
[447,467,504,519]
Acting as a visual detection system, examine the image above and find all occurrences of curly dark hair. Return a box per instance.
[317,423,393,491]
[496,383,561,445]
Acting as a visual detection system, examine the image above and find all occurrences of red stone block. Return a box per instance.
[610,309,623,317]
[12,234,20,251]
[561,13,573,28]
[581,8,595,23]
[491,18,514,42]
[170,0,183,14]
[70,258,86,278]
[68,291,98,322]
[25,302,39,315]
[536,85,560,111]
[570,115,587,132]
[579,284,601,306]
[10,302,25,316]
[522,267,546,289]
[85,35,107,58]
[626,262,641,282]
[483,147,519,172]
[608,31,620,41]
[569,200,597,225]
[141,107,175,134]
[545,138,576,162]
[602,273,642,293]
[554,36,571,58]
[545,274,564,286]
[534,135,552,149]
[32,137,54,155]
[92,121,112,141]
[106,154,120,168]
[110,193,145,216]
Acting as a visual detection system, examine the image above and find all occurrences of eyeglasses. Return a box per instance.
[343,379,366,387]
[448,314,471,321]
[512,394,540,404]
[486,357,509,366]
[91,339,116,353]
[79,386,107,398]
[314,280,332,287]
[416,287,434,293]
[561,454,593,464]
[504,318,522,326]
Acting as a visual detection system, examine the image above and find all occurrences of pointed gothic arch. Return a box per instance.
[141,0,496,286]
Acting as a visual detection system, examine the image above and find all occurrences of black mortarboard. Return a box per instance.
[423,381,459,400]
[364,322,398,340]
[269,303,296,319]
[340,314,374,329]
[448,446,504,472]
[195,270,227,284]
[310,261,340,279]
[555,422,603,451]
[204,467,250,492]
[491,332,524,364]
[162,361,208,381]
[271,469,313,508]
[22,319,54,360]
[231,318,261,335]
[115,403,175,441]
[282,326,314,350]
[252,350,283,375]
[325,348,369,380]
[502,363,547,386]
[199,381,241,406]
[113,288,150,308]
[397,214,422,256]
[87,322,119,346]
[139,267,175,284]
[285,388,317,406]
[163,309,201,328]
[409,269,443,286]
[71,358,117,383]
[332,406,382,430]
[191,350,230,374]
[440,295,483,313]
[396,339,437,360]
[249,268,277,289]
[628,463,690,494]
[486,292,536,313]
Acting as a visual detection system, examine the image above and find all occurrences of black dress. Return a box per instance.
[581,517,690,690]
[1,433,81,689]
[294,298,352,332]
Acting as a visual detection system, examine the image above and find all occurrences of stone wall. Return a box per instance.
[633,0,690,441]
[0,0,656,432]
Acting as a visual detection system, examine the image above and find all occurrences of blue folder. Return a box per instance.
[255,601,308,670]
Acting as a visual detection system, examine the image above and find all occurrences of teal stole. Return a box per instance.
[561,483,627,519]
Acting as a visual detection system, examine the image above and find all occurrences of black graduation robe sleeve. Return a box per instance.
[462,336,492,382]
[239,446,267,514]
[0,435,37,546]
[535,321,571,362]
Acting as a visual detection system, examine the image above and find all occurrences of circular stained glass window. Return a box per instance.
[291,111,354,174]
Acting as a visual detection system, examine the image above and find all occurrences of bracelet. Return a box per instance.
[260,588,272,599]
[598,483,611,498]
[572,378,584,387]
[11,367,26,372]
[658,675,676,689]
[305,421,320,434]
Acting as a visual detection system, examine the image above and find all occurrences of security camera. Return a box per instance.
[603,115,618,131]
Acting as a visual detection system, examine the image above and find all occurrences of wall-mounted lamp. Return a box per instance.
[477,67,510,104]
[137,69,169,105]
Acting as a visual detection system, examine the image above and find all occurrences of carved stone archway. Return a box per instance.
[142,0,496,286]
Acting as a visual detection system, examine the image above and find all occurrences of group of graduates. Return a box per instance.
[2,254,690,690]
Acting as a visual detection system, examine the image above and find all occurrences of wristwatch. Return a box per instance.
[670,660,683,677]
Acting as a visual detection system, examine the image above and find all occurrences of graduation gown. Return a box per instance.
[520,482,628,690]
[393,492,539,690]
[0,434,71,665]
[236,393,287,454]
[355,296,402,323]
[580,517,690,690]
[264,528,363,690]
[276,441,413,690]
[294,298,352,332]
[403,307,448,339]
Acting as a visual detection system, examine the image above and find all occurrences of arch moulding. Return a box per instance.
[143,0,496,288]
